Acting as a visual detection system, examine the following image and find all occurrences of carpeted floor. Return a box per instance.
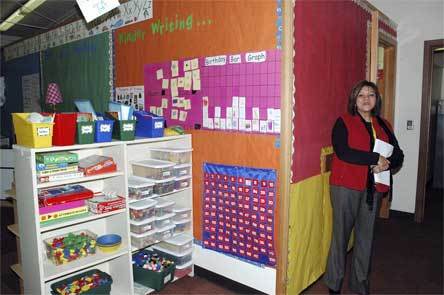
[1,188,442,295]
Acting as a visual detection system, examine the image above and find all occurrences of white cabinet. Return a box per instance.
[14,141,134,295]
[13,135,193,294]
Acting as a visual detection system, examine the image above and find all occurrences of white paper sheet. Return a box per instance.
[373,139,394,186]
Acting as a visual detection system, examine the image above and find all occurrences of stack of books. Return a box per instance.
[38,184,94,225]
[36,152,84,183]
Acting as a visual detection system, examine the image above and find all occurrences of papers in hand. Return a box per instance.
[373,139,394,186]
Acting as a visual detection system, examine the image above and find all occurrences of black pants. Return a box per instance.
[324,185,381,294]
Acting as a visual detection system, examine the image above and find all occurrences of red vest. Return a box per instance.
[330,113,391,192]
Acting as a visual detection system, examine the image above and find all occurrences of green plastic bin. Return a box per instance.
[112,120,136,141]
[76,122,95,144]
[50,269,112,294]
[133,262,175,291]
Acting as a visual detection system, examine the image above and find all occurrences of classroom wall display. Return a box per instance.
[143,50,280,133]
[41,32,111,113]
[291,0,371,183]
[22,73,41,112]
[202,163,277,267]
[114,85,145,110]
[3,0,153,61]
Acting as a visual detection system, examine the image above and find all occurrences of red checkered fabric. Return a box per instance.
[45,83,63,105]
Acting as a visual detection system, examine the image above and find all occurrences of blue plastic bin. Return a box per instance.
[95,120,114,142]
[134,111,164,138]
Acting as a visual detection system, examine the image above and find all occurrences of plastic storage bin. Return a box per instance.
[155,199,175,217]
[76,121,95,144]
[134,111,165,138]
[131,229,157,249]
[172,207,192,221]
[173,218,191,234]
[128,175,155,201]
[12,113,54,148]
[149,147,192,164]
[155,224,175,241]
[150,177,176,195]
[94,120,114,143]
[132,159,175,180]
[50,268,113,295]
[130,217,155,234]
[152,244,193,265]
[132,250,175,291]
[129,199,157,221]
[52,113,77,146]
[173,163,191,177]
[174,261,193,279]
[154,213,175,229]
[157,234,193,255]
[112,119,136,141]
[175,176,192,190]
[44,230,97,265]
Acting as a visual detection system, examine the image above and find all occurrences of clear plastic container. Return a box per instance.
[129,199,157,221]
[128,175,155,201]
[132,159,175,180]
[155,199,175,217]
[157,233,193,255]
[172,207,192,221]
[152,244,193,265]
[174,260,193,279]
[173,163,191,177]
[131,229,157,249]
[149,148,193,164]
[44,230,97,265]
[130,217,155,234]
[175,176,191,190]
[147,177,176,195]
[154,212,175,228]
[155,224,175,241]
[173,218,191,234]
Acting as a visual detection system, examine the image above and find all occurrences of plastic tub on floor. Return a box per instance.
[174,260,193,280]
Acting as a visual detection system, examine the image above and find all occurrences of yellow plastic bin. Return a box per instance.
[12,113,54,148]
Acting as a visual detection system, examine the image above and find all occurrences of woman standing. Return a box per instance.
[324,80,404,294]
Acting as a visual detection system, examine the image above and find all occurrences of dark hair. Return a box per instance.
[347,80,382,116]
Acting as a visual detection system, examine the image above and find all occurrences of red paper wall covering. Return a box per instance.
[292,0,371,183]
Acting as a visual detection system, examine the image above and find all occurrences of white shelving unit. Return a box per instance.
[14,141,134,295]
[14,135,193,294]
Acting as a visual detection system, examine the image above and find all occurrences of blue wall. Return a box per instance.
[1,53,41,140]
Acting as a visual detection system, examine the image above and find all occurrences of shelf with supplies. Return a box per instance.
[13,135,193,294]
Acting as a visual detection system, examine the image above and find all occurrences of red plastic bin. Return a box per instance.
[52,113,77,146]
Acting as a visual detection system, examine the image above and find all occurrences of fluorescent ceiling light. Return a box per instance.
[0,0,46,32]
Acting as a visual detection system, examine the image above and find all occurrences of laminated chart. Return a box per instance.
[143,49,281,134]
[202,163,277,266]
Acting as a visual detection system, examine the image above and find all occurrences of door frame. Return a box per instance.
[415,39,444,223]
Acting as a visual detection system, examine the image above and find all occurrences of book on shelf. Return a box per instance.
[36,162,77,171]
[38,171,84,183]
[38,184,94,206]
[36,152,78,165]
[88,194,126,214]
[40,206,89,223]
[79,155,117,176]
[39,199,86,215]
[36,165,78,177]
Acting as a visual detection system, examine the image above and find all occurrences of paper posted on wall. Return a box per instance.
[373,139,394,186]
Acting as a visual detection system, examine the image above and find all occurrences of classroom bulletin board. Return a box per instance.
[41,32,112,112]
[114,0,281,264]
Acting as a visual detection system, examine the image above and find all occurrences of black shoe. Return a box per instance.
[329,288,341,294]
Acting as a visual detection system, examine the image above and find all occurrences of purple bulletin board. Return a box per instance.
[143,49,281,133]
